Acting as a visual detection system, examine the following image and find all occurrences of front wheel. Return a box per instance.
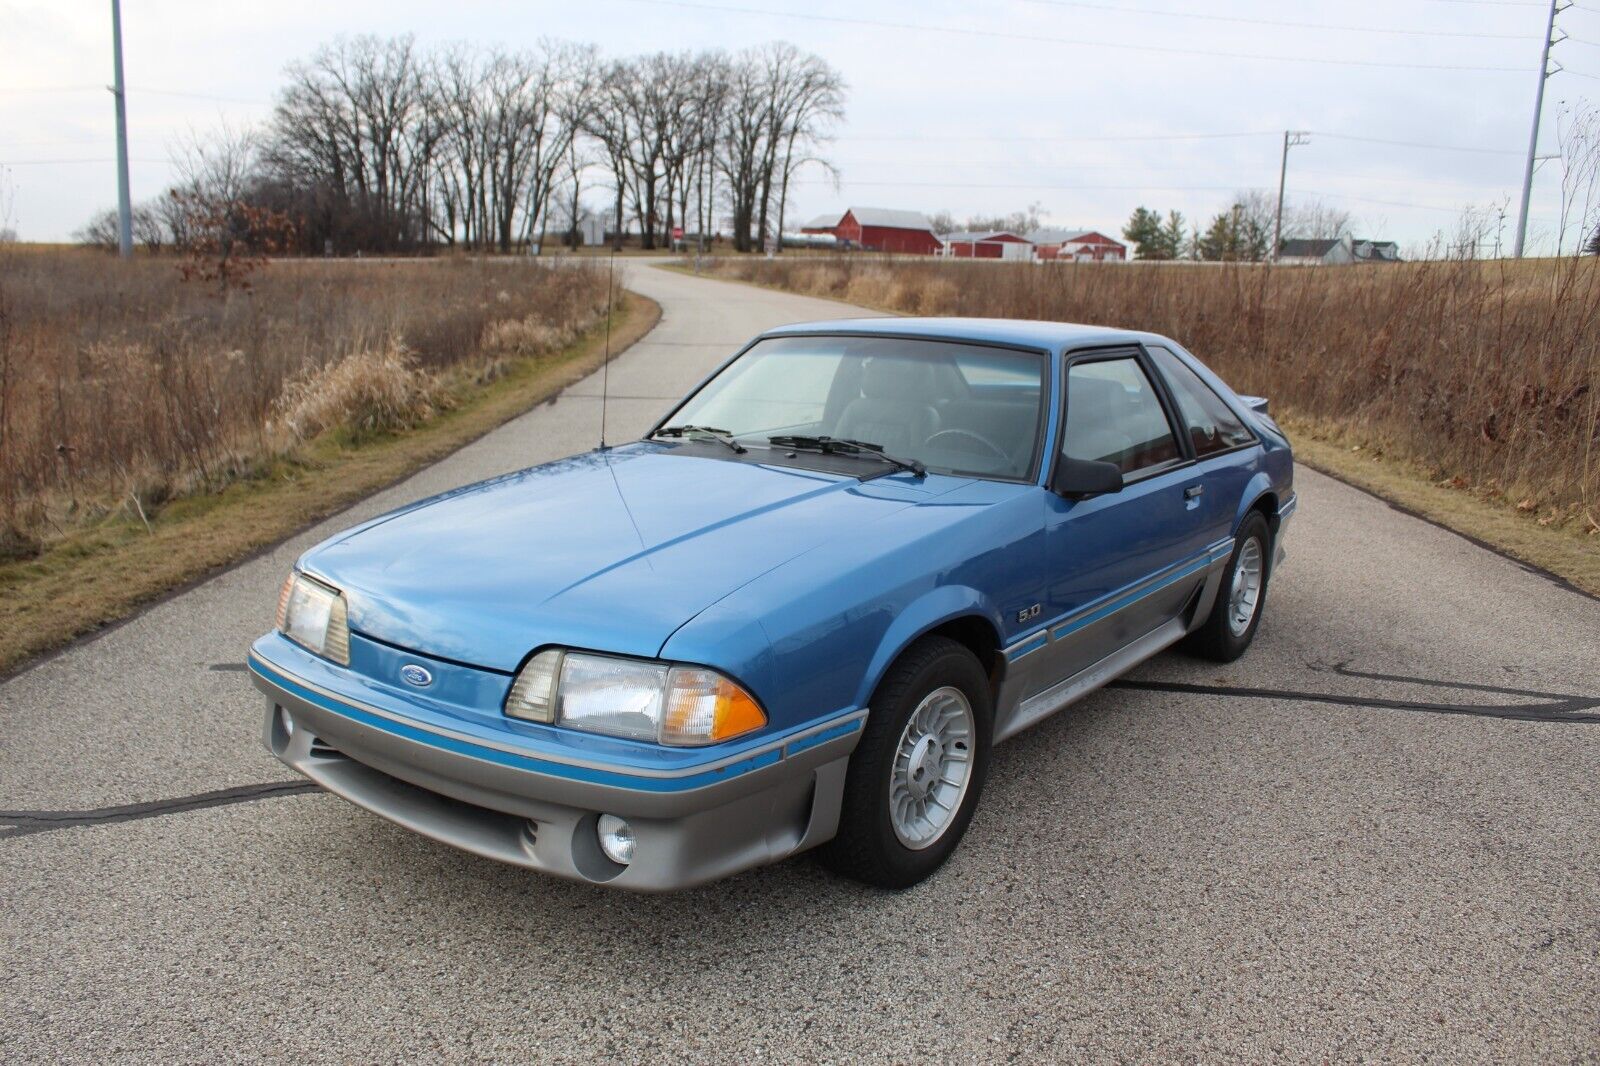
[1185,511,1272,662]
[818,636,993,889]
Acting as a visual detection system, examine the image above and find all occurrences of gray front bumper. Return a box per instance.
[256,670,860,892]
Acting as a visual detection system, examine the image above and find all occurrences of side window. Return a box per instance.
[1147,345,1256,457]
[1062,357,1182,476]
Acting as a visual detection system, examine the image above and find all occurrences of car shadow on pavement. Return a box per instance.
[3,660,1595,844]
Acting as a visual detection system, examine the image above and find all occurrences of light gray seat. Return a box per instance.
[1062,377,1133,467]
[834,358,940,455]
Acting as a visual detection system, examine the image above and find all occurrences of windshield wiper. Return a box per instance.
[767,434,926,477]
[654,424,747,454]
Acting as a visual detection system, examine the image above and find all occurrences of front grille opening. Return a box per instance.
[308,737,343,760]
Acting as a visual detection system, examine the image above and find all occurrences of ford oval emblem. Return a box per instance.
[399,664,433,688]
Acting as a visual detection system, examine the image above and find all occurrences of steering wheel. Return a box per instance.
[923,428,1010,462]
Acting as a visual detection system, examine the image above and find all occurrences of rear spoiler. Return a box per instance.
[1240,395,1270,416]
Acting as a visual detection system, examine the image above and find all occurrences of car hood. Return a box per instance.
[301,445,967,672]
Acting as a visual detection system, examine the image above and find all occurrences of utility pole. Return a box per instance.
[1514,0,1567,258]
[109,0,132,258]
[1272,131,1310,262]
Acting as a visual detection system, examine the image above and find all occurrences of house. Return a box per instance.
[943,231,1034,260]
[830,207,943,255]
[799,212,843,234]
[1028,228,1127,262]
[1278,235,1402,265]
[1350,238,1401,263]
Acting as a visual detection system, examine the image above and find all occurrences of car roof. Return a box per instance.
[759,316,1160,353]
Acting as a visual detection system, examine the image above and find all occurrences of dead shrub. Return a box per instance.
[273,340,447,441]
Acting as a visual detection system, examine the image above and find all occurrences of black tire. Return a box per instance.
[818,635,993,890]
[1185,511,1272,663]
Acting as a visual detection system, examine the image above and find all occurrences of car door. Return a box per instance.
[1028,348,1212,695]
[1143,343,1262,552]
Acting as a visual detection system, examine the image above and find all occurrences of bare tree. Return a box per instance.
[767,46,845,253]
[964,202,1046,234]
[266,35,440,252]
[715,48,776,253]
[1556,103,1600,258]
[75,209,122,251]
[131,201,165,252]
[172,122,259,208]
[1282,197,1354,242]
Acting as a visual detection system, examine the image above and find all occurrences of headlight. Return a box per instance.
[276,571,350,665]
[505,649,766,746]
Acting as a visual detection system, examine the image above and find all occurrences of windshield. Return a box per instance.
[658,335,1047,481]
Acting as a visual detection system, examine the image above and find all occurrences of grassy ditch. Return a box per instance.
[0,257,657,675]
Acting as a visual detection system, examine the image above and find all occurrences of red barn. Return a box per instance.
[944,231,1034,260]
[1029,228,1127,262]
[831,207,942,255]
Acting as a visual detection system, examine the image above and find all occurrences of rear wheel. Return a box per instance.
[1185,511,1272,662]
[819,636,992,889]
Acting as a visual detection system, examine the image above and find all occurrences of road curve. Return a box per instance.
[2,263,1597,1063]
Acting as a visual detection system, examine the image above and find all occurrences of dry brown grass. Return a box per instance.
[0,250,611,556]
[0,289,657,676]
[703,256,1600,542]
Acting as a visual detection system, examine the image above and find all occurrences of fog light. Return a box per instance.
[596,814,635,865]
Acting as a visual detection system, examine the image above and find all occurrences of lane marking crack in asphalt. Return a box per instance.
[1111,660,1600,724]
[0,781,319,839]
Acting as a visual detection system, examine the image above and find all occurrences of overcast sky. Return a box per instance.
[3,0,1597,253]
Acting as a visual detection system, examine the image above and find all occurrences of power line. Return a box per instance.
[795,175,1513,217]
[838,128,1523,155]
[0,84,269,105]
[836,130,1278,144]
[1308,131,1524,154]
[613,0,1531,72]
[1414,0,1546,7]
[0,157,165,165]
[793,178,1248,191]
[132,87,270,106]
[0,85,101,94]
[1299,189,1510,213]
[1019,0,1535,39]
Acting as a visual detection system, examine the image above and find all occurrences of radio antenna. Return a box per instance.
[598,250,615,451]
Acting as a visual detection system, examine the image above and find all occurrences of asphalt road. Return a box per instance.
[3,263,1598,1064]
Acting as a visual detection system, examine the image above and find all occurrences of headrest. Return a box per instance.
[861,357,933,400]
[1069,375,1126,413]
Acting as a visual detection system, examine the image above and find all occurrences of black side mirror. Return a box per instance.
[1050,458,1124,499]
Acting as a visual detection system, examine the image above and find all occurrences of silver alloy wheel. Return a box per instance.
[1227,536,1265,637]
[889,685,976,850]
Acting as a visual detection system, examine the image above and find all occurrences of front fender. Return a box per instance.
[854,586,1003,711]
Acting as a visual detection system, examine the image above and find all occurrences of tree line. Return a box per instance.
[78,35,846,256]
[1121,192,1354,261]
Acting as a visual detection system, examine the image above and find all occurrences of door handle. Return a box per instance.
[1184,485,1204,499]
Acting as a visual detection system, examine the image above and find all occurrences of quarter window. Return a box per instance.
[1062,357,1182,476]
[1147,345,1256,457]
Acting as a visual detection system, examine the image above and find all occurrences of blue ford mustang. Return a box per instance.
[251,318,1295,891]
